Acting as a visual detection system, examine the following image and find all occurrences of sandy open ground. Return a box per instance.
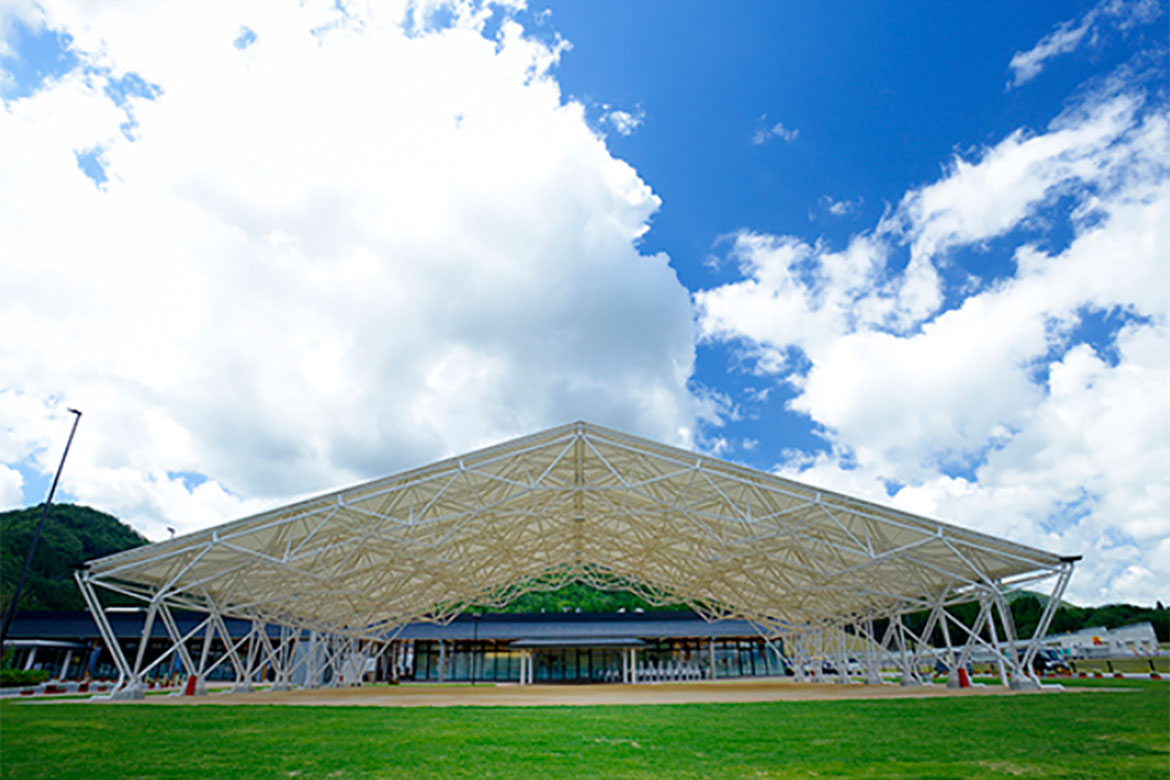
[95,678,1060,707]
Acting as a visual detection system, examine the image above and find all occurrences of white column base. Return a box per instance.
[110,684,146,700]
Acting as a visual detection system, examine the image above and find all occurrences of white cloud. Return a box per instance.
[1008,17,1094,88]
[819,195,860,217]
[602,105,644,136]
[697,77,1170,604]
[883,92,1144,268]
[0,1,705,539]
[751,115,798,145]
[0,464,22,509]
[1009,0,1162,88]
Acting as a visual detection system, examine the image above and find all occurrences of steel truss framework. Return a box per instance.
[77,421,1076,697]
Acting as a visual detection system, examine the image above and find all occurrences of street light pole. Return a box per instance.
[0,408,82,652]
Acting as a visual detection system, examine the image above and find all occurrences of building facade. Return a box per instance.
[5,609,790,685]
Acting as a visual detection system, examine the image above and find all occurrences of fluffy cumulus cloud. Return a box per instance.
[0,0,706,538]
[696,72,1170,604]
[601,105,644,136]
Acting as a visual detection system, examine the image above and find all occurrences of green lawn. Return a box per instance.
[1,679,1166,779]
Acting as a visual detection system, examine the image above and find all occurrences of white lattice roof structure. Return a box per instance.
[82,421,1075,640]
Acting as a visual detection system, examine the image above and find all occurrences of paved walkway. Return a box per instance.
[98,678,1059,707]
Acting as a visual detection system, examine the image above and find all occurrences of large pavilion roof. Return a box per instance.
[84,422,1071,637]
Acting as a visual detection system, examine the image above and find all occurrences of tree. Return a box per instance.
[1,504,147,613]
[475,581,689,614]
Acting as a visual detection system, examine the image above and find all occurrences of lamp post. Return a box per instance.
[0,408,82,651]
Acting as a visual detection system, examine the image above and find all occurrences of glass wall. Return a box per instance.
[407,636,787,682]
[415,640,526,682]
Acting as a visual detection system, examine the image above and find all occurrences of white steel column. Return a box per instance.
[116,601,159,699]
[833,633,849,684]
[955,597,993,676]
[984,595,1009,687]
[791,633,807,683]
[322,635,341,687]
[270,625,294,691]
[192,617,215,695]
[1018,562,1074,687]
[206,605,248,687]
[894,615,920,686]
[156,603,198,689]
[940,609,960,688]
[1022,564,1072,668]
[303,630,319,689]
[861,618,885,685]
[232,621,259,693]
[907,592,948,679]
[992,590,1035,690]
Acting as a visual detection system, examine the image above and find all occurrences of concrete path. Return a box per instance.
[91,678,1063,707]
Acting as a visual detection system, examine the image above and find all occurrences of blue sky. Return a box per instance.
[0,0,1166,605]
[529,0,1165,464]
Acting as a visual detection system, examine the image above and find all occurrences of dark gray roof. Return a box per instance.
[4,638,90,650]
[393,611,765,641]
[6,610,262,641]
[509,637,647,649]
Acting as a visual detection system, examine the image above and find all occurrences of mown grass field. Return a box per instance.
[1,679,1166,779]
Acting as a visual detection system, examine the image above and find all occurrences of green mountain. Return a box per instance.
[1,503,148,613]
[480,581,688,614]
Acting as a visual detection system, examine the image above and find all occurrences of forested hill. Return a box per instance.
[478,582,689,614]
[0,503,148,613]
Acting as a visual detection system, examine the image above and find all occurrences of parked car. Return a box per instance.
[798,659,836,675]
[1024,648,1070,674]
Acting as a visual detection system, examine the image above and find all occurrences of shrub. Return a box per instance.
[0,668,51,688]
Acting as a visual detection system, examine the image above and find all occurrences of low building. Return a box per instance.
[4,609,790,684]
[394,611,788,682]
[1043,622,1160,659]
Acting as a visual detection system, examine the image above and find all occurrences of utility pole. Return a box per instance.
[0,408,82,651]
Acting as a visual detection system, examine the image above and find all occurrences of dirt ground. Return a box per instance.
[101,678,1057,707]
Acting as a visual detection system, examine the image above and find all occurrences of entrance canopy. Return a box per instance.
[81,422,1074,640]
